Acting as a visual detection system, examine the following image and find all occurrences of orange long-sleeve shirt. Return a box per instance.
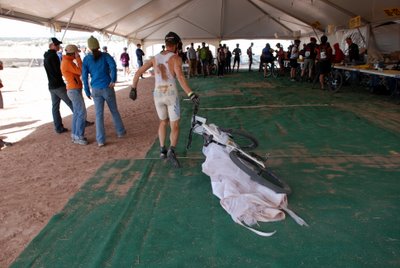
[61,55,83,90]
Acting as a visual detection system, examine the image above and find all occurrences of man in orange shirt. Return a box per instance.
[61,44,89,145]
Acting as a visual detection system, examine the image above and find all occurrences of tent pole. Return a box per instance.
[312,28,320,42]
[61,10,75,41]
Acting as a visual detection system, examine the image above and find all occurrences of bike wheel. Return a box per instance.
[219,128,258,150]
[328,70,343,93]
[229,151,291,194]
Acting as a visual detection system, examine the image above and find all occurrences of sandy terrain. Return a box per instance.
[0,66,158,267]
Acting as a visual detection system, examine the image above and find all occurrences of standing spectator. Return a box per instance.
[260,43,273,77]
[102,46,108,53]
[232,43,241,72]
[315,35,333,90]
[82,36,126,147]
[301,37,317,82]
[120,47,130,80]
[332,43,345,64]
[130,31,199,168]
[136,44,145,78]
[161,45,166,53]
[225,46,232,73]
[345,37,360,64]
[44,37,74,134]
[0,60,4,109]
[187,42,197,78]
[247,42,254,71]
[290,39,301,81]
[199,42,209,77]
[217,44,225,78]
[61,44,89,145]
[276,43,285,76]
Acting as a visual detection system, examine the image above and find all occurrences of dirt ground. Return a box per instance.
[0,66,159,267]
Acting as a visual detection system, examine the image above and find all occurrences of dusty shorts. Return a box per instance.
[153,84,180,121]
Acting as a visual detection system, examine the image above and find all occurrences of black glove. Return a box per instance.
[129,87,137,100]
[188,92,200,105]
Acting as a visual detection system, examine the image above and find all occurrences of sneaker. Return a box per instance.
[167,148,181,168]
[98,143,105,147]
[73,138,88,145]
[160,146,167,159]
[117,131,127,138]
[56,127,68,134]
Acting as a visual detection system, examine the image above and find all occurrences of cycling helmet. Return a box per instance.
[165,31,182,50]
[321,35,328,43]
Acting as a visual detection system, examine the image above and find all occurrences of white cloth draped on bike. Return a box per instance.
[202,142,308,236]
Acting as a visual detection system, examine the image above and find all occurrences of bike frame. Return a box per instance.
[190,114,266,168]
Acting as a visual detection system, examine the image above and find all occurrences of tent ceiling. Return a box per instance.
[0,0,398,42]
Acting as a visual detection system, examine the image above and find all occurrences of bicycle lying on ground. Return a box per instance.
[186,104,291,194]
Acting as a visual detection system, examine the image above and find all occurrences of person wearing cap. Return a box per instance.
[130,31,200,168]
[61,44,89,145]
[82,35,126,147]
[43,37,74,134]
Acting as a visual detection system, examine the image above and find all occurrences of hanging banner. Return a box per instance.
[311,21,321,30]
[349,16,361,29]
[383,8,400,17]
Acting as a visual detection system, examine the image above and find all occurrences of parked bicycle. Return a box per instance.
[312,64,343,93]
[186,104,291,194]
[264,61,278,78]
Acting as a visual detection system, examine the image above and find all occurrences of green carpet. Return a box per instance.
[12,72,400,267]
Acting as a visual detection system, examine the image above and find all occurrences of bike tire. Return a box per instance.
[229,150,292,194]
[219,128,258,150]
[328,70,343,93]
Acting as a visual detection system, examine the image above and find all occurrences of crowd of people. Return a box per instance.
[1,32,363,165]
[40,33,199,168]
[266,35,360,90]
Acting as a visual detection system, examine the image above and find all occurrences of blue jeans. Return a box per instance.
[50,86,73,132]
[67,89,87,140]
[92,87,126,144]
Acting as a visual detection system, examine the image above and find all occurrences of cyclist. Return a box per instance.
[130,32,199,168]
[315,35,333,90]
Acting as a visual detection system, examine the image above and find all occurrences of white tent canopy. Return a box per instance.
[1,0,399,39]
[0,0,399,51]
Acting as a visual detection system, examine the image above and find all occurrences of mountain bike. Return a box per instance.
[312,63,343,92]
[264,61,278,78]
[186,104,291,194]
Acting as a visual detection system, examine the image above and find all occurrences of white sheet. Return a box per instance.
[201,143,308,236]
